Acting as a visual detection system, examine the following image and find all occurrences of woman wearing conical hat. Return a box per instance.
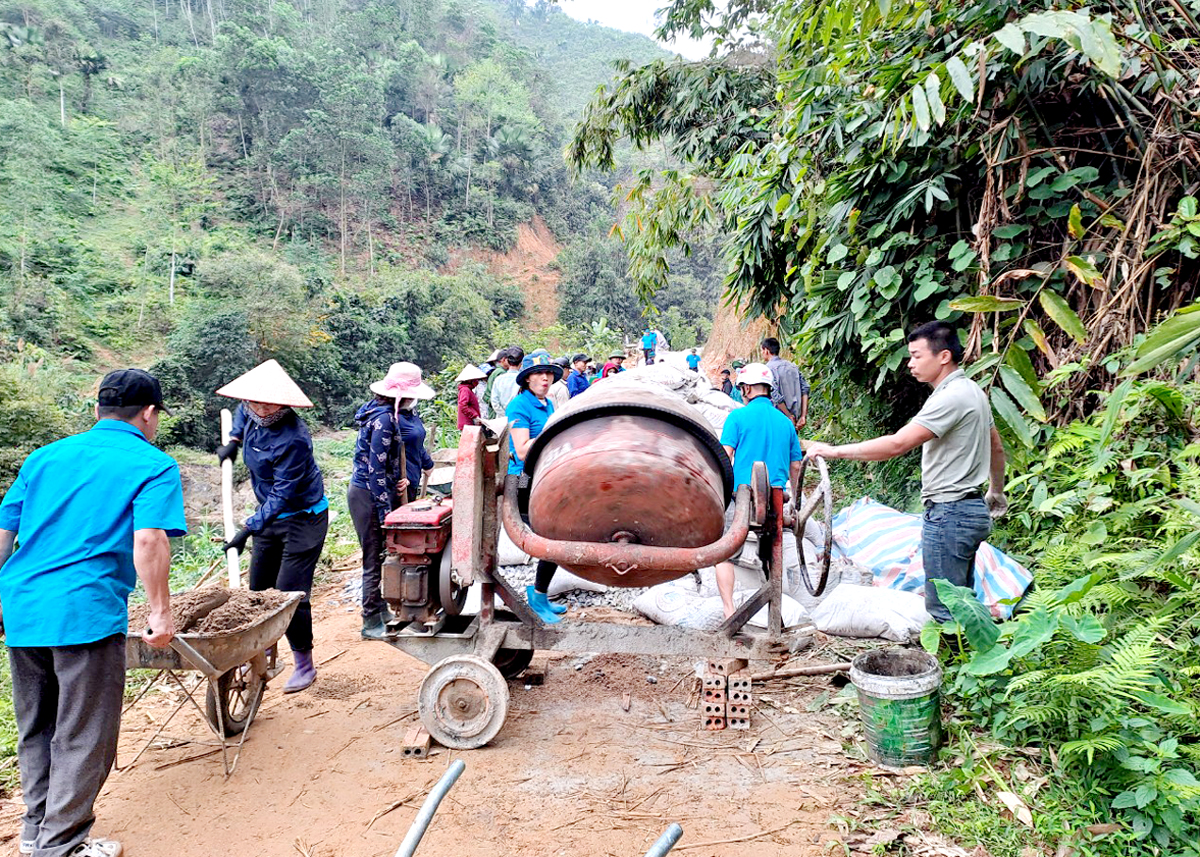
[456,363,487,431]
[214,359,326,693]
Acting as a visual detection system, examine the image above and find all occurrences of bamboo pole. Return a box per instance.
[220,408,241,588]
[749,662,851,682]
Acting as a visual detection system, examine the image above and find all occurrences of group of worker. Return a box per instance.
[710,324,1007,623]
[0,319,1007,857]
[456,346,632,434]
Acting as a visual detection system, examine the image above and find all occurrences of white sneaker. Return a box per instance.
[69,839,123,857]
[19,840,34,855]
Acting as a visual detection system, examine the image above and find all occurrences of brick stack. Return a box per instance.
[727,670,752,729]
[702,658,749,731]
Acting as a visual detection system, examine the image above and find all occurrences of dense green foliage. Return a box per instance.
[570,0,1199,432]
[0,0,720,490]
[571,1,1200,853]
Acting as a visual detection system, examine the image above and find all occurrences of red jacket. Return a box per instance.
[457,383,481,430]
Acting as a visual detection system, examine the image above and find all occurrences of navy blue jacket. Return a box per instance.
[231,404,325,532]
[351,399,403,523]
[566,370,589,398]
[396,408,435,496]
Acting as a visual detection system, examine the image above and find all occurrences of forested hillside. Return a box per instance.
[0,0,719,482]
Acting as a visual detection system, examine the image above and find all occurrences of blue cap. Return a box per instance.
[516,351,563,387]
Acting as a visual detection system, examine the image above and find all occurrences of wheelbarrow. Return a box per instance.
[121,590,304,776]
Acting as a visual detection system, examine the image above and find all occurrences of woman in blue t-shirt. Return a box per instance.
[506,352,565,624]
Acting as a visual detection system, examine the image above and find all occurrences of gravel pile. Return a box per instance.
[334,563,646,612]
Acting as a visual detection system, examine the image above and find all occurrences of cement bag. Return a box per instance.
[462,585,503,615]
[546,569,607,597]
[632,585,726,631]
[497,526,530,567]
[831,497,1033,619]
[810,583,930,643]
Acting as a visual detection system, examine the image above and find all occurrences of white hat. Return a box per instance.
[215,359,314,408]
[736,362,775,389]
[455,364,488,383]
[370,362,435,400]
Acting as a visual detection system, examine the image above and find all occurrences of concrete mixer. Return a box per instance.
[376,383,831,750]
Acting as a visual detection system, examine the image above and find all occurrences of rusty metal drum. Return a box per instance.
[520,381,734,587]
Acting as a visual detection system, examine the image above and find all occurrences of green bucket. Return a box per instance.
[850,647,942,767]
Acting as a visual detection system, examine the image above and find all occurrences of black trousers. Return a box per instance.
[9,635,125,857]
[347,484,387,618]
[249,509,328,651]
[535,559,556,593]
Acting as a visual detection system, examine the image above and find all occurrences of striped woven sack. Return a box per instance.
[830,497,1033,620]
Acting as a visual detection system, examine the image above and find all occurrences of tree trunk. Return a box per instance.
[205,0,217,41]
[339,143,347,275]
[168,246,177,304]
[59,80,65,127]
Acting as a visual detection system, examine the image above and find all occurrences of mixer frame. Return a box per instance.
[384,425,828,749]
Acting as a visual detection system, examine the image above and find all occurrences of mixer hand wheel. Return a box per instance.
[792,454,833,597]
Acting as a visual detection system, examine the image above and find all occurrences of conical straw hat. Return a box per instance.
[455,364,488,383]
[215,359,314,408]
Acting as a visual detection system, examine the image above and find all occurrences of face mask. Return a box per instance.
[245,404,291,427]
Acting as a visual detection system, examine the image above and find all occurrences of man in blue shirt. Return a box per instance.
[714,363,803,618]
[0,369,185,857]
[686,348,701,372]
[641,329,656,365]
[566,353,590,398]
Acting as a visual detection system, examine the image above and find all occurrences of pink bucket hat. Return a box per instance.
[370,362,435,400]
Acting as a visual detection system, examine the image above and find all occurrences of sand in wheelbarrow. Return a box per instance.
[127,587,292,636]
[193,589,293,635]
[128,587,231,634]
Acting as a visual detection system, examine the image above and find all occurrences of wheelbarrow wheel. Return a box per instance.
[205,662,265,737]
[418,655,509,750]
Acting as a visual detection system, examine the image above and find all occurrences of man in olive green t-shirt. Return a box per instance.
[805,321,1007,622]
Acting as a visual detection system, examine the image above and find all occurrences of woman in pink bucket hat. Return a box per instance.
[347,363,436,639]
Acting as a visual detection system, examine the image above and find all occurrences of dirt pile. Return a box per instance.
[701,295,772,375]
[128,587,292,636]
[445,215,562,330]
[195,589,293,634]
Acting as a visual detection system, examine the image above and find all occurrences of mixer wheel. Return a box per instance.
[749,462,769,528]
[792,454,833,597]
[491,647,533,679]
[418,655,510,750]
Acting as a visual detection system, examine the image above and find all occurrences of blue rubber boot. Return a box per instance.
[526,586,562,624]
[547,597,567,615]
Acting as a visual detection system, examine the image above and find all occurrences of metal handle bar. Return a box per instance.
[503,477,751,572]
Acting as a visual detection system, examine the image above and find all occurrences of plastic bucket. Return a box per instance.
[850,647,942,767]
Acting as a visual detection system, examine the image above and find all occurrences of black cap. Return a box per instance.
[571,353,588,364]
[98,369,171,415]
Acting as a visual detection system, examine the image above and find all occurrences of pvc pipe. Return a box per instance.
[220,408,240,589]
[644,823,684,857]
[393,759,466,857]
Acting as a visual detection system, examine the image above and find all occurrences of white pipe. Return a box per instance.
[393,760,465,857]
[220,408,240,589]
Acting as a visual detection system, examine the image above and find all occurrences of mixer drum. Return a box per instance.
[521,382,734,587]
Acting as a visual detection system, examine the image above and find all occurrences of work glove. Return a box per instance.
[223,527,252,554]
[985,489,1008,519]
[215,440,240,464]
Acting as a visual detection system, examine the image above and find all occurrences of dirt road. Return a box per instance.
[85,580,862,857]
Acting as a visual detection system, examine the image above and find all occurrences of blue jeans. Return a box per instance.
[922,497,991,622]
